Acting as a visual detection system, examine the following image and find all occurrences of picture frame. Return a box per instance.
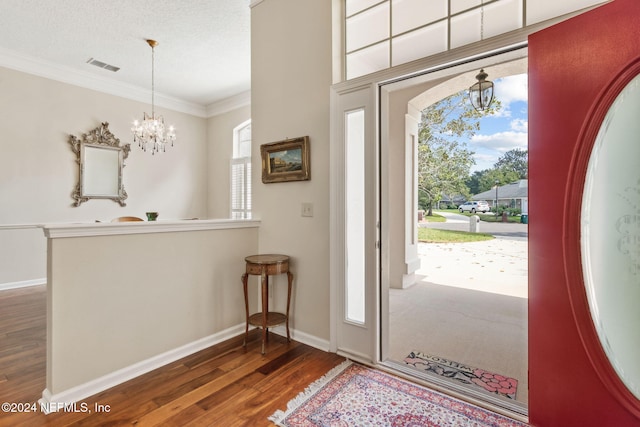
[261,136,310,183]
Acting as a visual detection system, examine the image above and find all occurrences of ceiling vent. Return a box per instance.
[86,58,120,72]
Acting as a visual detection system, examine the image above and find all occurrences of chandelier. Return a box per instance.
[132,39,176,154]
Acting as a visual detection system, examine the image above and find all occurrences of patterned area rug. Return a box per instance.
[269,361,528,427]
[404,352,518,400]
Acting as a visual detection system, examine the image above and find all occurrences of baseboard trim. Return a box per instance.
[39,323,246,413]
[39,324,330,414]
[0,278,46,291]
[270,325,330,352]
[336,348,374,365]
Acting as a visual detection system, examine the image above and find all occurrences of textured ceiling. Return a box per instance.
[0,0,251,113]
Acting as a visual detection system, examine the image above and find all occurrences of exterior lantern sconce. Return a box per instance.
[469,69,494,112]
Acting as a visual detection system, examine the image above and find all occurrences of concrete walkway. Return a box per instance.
[416,239,528,298]
[416,211,528,297]
[388,211,529,404]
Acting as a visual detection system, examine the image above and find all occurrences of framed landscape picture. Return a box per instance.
[260,136,310,183]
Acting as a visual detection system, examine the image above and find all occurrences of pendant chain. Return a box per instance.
[480,0,484,41]
[151,46,155,117]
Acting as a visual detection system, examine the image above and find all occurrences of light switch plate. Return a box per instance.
[301,202,313,217]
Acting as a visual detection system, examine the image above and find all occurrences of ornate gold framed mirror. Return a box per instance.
[69,122,131,206]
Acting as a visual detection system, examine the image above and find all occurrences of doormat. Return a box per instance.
[269,360,527,427]
[404,351,518,400]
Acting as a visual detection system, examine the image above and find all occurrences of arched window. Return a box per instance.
[231,120,252,219]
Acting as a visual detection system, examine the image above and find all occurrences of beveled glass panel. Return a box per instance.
[451,0,481,15]
[346,0,386,17]
[346,2,390,52]
[391,0,447,35]
[346,41,390,80]
[527,0,606,25]
[483,0,523,39]
[450,8,480,49]
[581,74,640,400]
[392,21,448,67]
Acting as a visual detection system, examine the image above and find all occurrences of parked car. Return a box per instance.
[458,201,490,213]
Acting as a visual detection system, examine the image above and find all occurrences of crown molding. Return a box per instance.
[206,90,251,117]
[0,46,209,117]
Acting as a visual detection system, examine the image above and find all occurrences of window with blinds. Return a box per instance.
[231,121,252,219]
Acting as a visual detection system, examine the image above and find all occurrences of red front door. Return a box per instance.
[529,0,640,425]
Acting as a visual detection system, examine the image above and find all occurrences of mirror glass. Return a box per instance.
[81,144,121,197]
[581,74,640,399]
[69,122,130,206]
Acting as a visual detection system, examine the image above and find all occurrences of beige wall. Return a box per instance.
[0,66,251,286]
[251,0,332,343]
[207,105,251,219]
[45,224,258,395]
[0,66,208,225]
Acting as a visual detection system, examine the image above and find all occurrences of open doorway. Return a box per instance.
[379,54,528,417]
[387,224,528,415]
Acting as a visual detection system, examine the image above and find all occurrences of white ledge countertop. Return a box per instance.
[41,219,261,238]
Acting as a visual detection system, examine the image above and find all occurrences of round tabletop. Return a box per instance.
[244,254,289,265]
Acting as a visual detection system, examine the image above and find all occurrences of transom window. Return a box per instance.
[344,0,606,80]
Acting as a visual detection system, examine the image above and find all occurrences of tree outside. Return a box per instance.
[418,76,529,216]
[418,91,501,215]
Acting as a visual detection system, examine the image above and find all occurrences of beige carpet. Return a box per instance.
[388,239,528,404]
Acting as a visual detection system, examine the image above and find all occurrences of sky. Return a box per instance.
[469,73,528,172]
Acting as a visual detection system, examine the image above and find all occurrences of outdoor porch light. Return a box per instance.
[469,69,494,112]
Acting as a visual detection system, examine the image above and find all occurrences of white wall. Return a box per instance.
[251,0,332,343]
[0,66,209,286]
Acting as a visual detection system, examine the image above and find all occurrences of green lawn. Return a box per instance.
[418,227,494,243]
[421,213,446,222]
[477,214,522,224]
[434,209,522,223]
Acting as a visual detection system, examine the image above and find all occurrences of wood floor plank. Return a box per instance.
[131,342,296,425]
[0,285,347,426]
[159,403,208,427]
[150,368,226,407]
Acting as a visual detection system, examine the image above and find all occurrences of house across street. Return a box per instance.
[472,179,528,213]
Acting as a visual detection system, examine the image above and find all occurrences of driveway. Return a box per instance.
[420,211,528,241]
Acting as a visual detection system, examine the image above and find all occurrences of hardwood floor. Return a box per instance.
[0,285,345,426]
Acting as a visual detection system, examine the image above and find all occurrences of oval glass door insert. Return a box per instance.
[582,74,640,400]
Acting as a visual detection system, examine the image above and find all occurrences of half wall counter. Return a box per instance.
[40,219,260,411]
